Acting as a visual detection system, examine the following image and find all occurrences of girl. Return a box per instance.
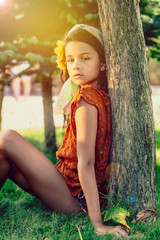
[0,24,129,237]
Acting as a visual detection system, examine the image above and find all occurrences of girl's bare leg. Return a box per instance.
[11,76,21,100]
[0,154,33,194]
[0,153,11,189]
[0,130,80,213]
[21,75,32,97]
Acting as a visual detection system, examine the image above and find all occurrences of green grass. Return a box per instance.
[0,124,160,240]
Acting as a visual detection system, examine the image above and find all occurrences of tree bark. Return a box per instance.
[98,0,156,214]
[41,76,57,152]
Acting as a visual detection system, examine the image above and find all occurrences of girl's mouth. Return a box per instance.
[73,74,83,78]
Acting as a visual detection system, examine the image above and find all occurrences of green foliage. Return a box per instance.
[0,42,17,65]
[0,0,99,42]
[26,36,39,45]
[0,52,8,66]
[155,122,160,168]
[15,13,25,20]
[4,49,16,59]
[140,0,160,16]
[0,36,57,83]
[156,129,160,150]
[24,52,43,64]
[139,0,160,60]
[85,13,99,20]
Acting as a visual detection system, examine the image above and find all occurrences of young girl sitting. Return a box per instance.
[0,24,129,237]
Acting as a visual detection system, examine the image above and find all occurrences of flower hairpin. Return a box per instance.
[54,40,66,75]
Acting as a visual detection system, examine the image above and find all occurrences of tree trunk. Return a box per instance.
[0,75,5,131]
[41,76,57,152]
[98,0,156,214]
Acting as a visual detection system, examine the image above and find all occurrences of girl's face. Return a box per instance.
[65,41,102,88]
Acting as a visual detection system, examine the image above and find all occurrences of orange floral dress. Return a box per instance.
[55,87,111,201]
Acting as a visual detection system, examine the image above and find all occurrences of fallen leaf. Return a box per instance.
[131,209,157,223]
[104,206,131,230]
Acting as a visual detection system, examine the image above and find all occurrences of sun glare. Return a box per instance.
[0,0,14,14]
[0,0,5,5]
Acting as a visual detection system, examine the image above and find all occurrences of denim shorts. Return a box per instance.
[76,188,107,213]
[76,191,87,213]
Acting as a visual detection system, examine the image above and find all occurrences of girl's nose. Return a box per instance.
[73,59,80,70]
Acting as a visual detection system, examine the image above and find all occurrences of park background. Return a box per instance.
[0,0,160,239]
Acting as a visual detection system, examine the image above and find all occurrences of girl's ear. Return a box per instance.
[100,63,106,71]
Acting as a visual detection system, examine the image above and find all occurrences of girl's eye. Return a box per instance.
[82,57,90,61]
[66,58,74,63]
[66,56,90,63]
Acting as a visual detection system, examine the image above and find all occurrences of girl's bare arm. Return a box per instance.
[75,99,129,237]
[75,99,102,227]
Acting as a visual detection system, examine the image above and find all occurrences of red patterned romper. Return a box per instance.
[55,87,111,209]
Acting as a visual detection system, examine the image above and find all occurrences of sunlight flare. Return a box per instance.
[0,0,5,5]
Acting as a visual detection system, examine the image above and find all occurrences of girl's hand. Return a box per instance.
[94,223,130,238]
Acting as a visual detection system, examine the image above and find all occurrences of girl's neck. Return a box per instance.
[80,79,98,89]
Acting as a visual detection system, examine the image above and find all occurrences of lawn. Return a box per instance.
[0,123,160,240]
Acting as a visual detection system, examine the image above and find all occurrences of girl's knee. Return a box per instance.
[0,130,17,151]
